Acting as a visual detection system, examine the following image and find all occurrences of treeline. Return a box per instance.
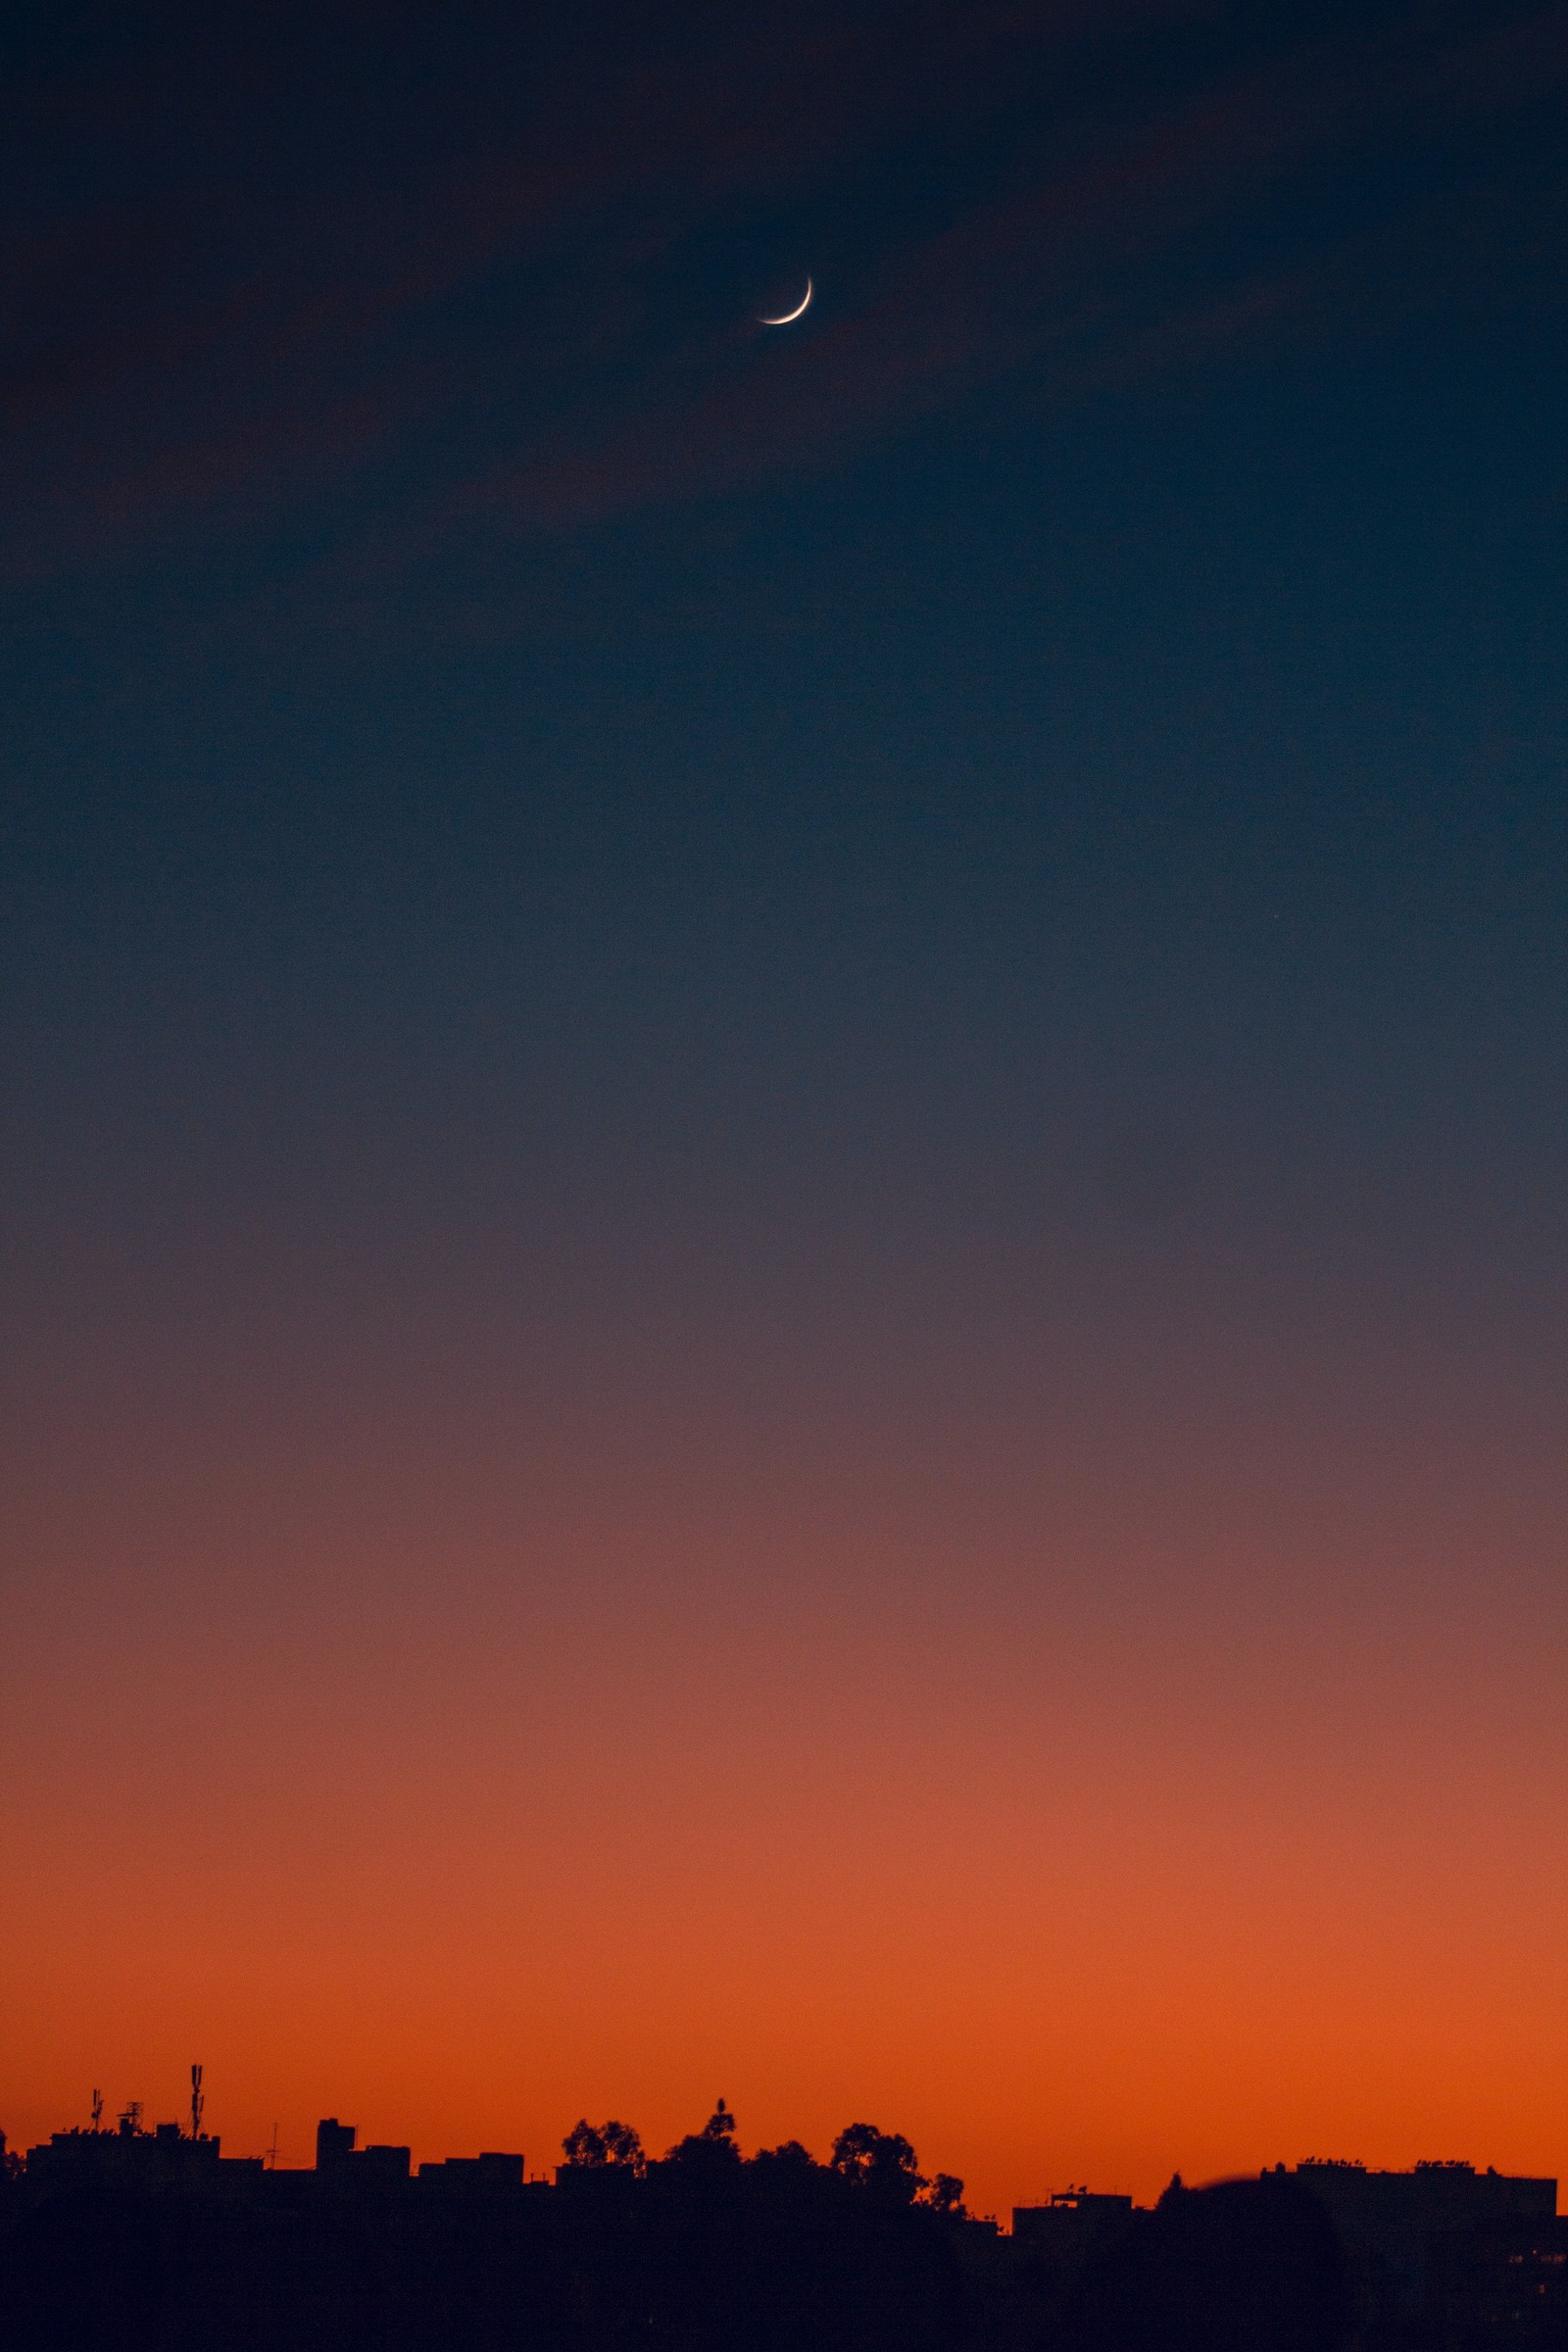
[563,2099,964,2211]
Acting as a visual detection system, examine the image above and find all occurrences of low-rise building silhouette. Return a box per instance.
[417,2151,527,2191]
[1283,2159,1562,2343]
[22,2120,262,2196]
[314,2117,413,2185]
[1012,2187,1138,2278]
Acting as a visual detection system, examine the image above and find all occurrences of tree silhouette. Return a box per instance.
[921,2173,966,2217]
[699,2099,736,2146]
[664,2099,742,2170]
[560,2118,646,2173]
[831,2124,927,2204]
[751,2139,817,2178]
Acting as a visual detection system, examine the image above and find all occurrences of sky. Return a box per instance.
[1,0,1565,2215]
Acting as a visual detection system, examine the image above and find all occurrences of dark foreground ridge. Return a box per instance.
[1,2096,1562,2352]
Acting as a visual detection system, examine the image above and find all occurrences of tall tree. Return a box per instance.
[831,2124,927,2204]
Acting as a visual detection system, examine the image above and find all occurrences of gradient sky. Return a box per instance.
[1,0,1565,2215]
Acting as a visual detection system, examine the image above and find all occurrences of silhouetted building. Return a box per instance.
[315,2117,357,2170]
[23,2122,242,2194]
[1014,2188,1138,2279]
[417,2150,526,2192]
[1277,2161,1563,2348]
[312,2117,412,2186]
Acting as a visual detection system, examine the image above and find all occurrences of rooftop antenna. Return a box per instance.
[190,2064,204,2140]
[267,2124,279,2172]
[90,2089,104,2133]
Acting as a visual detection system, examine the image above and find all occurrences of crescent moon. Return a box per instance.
[758,278,812,326]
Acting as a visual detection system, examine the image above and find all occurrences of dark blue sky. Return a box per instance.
[1,0,1563,1482]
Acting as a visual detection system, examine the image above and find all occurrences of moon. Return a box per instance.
[758,278,812,326]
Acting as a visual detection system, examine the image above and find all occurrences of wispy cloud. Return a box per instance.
[1,0,1562,568]
[469,5,1568,524]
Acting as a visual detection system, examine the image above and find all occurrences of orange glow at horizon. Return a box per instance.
[4,1306,1564,2221]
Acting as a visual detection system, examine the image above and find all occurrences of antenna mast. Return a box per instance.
[190,2064,205,2140]
[90,2088,104,2132]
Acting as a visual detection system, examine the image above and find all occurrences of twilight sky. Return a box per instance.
[1,0,1565,2211]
